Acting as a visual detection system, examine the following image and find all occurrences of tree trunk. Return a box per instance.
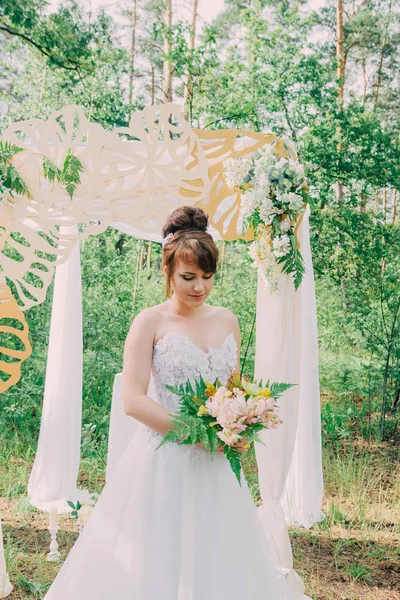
[391,188,397,224]
[132,240,144,314]
[115,234,127,254]
[361,57,367,104]
[219,241,225,291]
[359,187,367,213]
[128,0,138,120]
[336,0,345,106]
[151,64,155,105]
[146,242,152,270]
[336,0,344,205]
[88,90,94,123]
[391,386,400,413]
[380,295,400,438]
[183,0,198,122]
[380,349,391,439]
[374,188,380,214]
[382,187,387,222]
[373,0,392,111]
[162,0,173,103]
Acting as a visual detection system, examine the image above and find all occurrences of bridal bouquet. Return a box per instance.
[223,139,309,292]
[156,372,294,485]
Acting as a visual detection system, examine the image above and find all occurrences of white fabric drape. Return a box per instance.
[280,205,324,528]
[28,226,94,513]
[0,519,12,598]
[106,373,158,483]
[254,204,323,578]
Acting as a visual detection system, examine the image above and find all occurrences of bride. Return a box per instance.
[43,205,307,599]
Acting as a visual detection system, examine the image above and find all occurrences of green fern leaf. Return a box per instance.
[270,381,296,398]
[207,427,218,456]
[224,448,242,486]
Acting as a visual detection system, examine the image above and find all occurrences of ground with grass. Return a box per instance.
[0,437,398,600]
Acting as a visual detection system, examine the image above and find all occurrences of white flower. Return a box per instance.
[223,157,251,188]
[247,227,284,293]
[240,189,258,220]
[259,197,276,222]
[275,157,289,169]
[272,234,291,258]
[217,428,241,446]
[279,216,291,232]
[287,192,303,212]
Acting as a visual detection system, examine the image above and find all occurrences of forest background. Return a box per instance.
[0,0,399,598]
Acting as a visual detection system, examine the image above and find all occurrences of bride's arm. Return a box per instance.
[122,309,175,436]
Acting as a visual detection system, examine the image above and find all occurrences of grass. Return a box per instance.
[0,438,399,600]
[290,442,400,600]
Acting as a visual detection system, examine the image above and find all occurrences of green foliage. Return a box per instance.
[0,140,29,197]
[42,149,83,199]
[0,0,105,74]
[344,563,373,583]
[276,243,306,291]
[0,140,83,200]
[303,102,400,210]
[67,499,82,519]
[311,206,400,439]
[269,381,296,397]
[156,376,219,453]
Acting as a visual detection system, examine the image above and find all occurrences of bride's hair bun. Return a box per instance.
[161,206,218,299]
[161,206,208,238]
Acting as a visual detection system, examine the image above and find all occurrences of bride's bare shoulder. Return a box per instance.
[126,304,165,341]
[207,305,239,327]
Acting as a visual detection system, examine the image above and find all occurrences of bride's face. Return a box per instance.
[167,259,215,306]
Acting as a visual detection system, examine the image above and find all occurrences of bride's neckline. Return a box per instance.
[153,330,236,355]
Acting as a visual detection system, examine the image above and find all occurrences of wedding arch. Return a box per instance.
[0,103,323,595]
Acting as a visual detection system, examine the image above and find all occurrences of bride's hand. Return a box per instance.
[194,439,249,453]
[194,442,224,453]
[231,438,249,453]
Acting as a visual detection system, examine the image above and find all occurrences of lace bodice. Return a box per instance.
[152,331,237,412]
[134,330,238,443]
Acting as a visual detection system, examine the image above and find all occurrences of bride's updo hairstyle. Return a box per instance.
[161,206,218,298]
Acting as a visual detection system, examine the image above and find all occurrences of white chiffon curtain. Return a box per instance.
[28,225,95,513]
[0,520,12,597]
[254,204,323,584]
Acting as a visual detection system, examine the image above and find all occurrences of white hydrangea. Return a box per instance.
[253,171,271,193]
[275,157,289,169]
[259,198,276,222]
[287,192,304,212]
[283,178,292,190]
[254,144,276,166]
[223,157,251,189]
[272,234,291,258]
[279,216,291,232]
[240,189,258,220]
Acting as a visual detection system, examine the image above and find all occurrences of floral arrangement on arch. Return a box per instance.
[223,139,309,293]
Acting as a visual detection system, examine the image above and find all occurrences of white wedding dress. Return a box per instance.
[43,331,305,600]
